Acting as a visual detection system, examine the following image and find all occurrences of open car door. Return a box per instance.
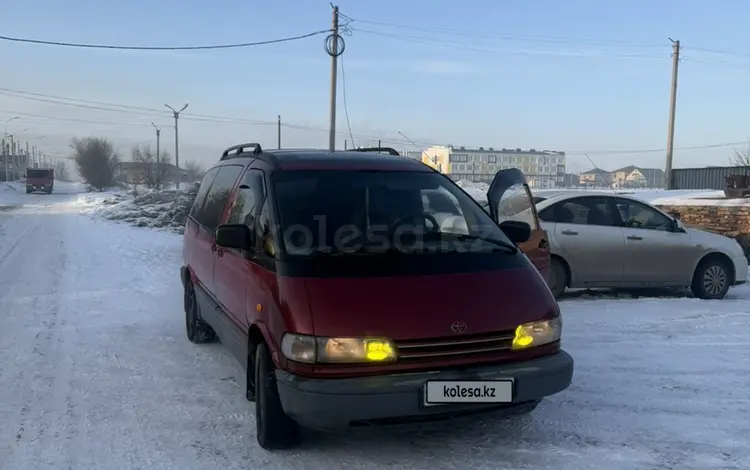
[487,169,551,282]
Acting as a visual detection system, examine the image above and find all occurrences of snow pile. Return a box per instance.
[90,183,199,233]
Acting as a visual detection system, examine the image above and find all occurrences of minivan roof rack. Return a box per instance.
[221,143,263,160]
[351,147,401,156]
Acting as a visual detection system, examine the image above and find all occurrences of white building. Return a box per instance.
[421,146,566,188]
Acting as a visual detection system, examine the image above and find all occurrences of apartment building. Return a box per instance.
[421,145,566,188]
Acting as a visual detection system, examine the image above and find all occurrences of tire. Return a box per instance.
[548,257,568,298]
[184,282,216,343]
[691,257,731,300]
[254,343,301,450]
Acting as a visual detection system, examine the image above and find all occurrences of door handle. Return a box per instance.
[627,235,643,240]
[560,230,578,235]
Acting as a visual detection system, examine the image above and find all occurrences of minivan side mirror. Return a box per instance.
[215,224,255,250]
[499,220,531,244]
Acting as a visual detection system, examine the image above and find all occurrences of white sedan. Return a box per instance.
[531,191,748,299]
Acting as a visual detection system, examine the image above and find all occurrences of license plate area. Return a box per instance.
[423,380,514,406]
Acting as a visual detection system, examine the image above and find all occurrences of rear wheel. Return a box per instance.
[691,257,731,299]
[548,257,568,298]
[254,343,301,450]
[184,282,216,343]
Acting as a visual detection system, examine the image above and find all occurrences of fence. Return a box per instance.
[670,166,750,190]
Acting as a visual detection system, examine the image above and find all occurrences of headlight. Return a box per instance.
[281,334,397,364]
[511,318,562,350]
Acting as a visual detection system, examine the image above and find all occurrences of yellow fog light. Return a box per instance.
[511,318,562,350]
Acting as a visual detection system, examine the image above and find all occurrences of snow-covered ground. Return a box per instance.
[0,185,749,469]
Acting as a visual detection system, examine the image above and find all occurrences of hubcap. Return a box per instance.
[702,265,727,295]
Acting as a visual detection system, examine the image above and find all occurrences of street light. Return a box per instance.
[165,103,188,189]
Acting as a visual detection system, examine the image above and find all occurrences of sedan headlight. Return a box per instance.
[281,334,397,364]
[511,318,562,350]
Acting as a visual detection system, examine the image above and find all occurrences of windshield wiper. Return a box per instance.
[451,234,519,254]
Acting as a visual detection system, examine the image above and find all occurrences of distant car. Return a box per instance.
[531,191,748,299]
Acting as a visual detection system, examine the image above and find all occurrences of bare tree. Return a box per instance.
[71,137,119,191]
[131,145,172,189]
[731,142,750,168]
[183,160,205,182]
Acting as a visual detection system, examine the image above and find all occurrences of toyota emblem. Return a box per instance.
[450,321,467,334]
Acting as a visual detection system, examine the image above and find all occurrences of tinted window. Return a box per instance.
[272,170,509,256]
[614,198,672,231]
[190,167,219,222]
[199,165,243,230]
[547,197,617,226]
[226,169,264,227]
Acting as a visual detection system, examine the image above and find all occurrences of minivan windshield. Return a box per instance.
[272,170,512,256]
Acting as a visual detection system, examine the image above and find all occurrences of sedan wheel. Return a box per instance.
[691,260,731,300]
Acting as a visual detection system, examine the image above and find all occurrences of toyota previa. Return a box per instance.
[180,144,574,450]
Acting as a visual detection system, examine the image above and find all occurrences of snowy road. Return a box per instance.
[0,185,749,469]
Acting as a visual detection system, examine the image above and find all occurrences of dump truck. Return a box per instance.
[26,168,54,194]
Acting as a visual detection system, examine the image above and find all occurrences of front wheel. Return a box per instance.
[254,343,301,450]
[184,282,216,343]
[548,258,568,299]
[691,258,731,300]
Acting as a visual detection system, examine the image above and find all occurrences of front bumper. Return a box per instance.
[276,350,574,430]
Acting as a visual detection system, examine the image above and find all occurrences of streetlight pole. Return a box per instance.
[165,103,188,189]
[151,122,161,189]
[3,116,19,181]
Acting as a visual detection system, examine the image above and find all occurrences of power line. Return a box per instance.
[0,109,157,128]
[1,88,747,156]
[348,17,664,49]
[352,28,666,60]
[339,55,356,147]
[0,29,330,50]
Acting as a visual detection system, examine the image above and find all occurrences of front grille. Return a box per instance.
[395,330,515,362]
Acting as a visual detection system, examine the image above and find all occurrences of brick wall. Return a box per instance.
[655,204,750,256]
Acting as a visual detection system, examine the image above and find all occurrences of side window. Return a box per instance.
[190,167,219,221]
[200,165,243,230]
[256,198,271,243]
[615,199,672,231]
[226,169,264,227]
[539,206,555,222]
[551,197,617,227]
[495,183,539,229]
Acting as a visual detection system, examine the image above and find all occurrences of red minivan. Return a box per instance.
[181,144,573,450]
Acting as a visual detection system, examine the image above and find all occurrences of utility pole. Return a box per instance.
[277,115,281,149]
[4,116,19,181]
[9,135,15,179]
[165,103,188,189]
[326,5,341,152]
[665,39,680,190]
[152,122,161,189]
